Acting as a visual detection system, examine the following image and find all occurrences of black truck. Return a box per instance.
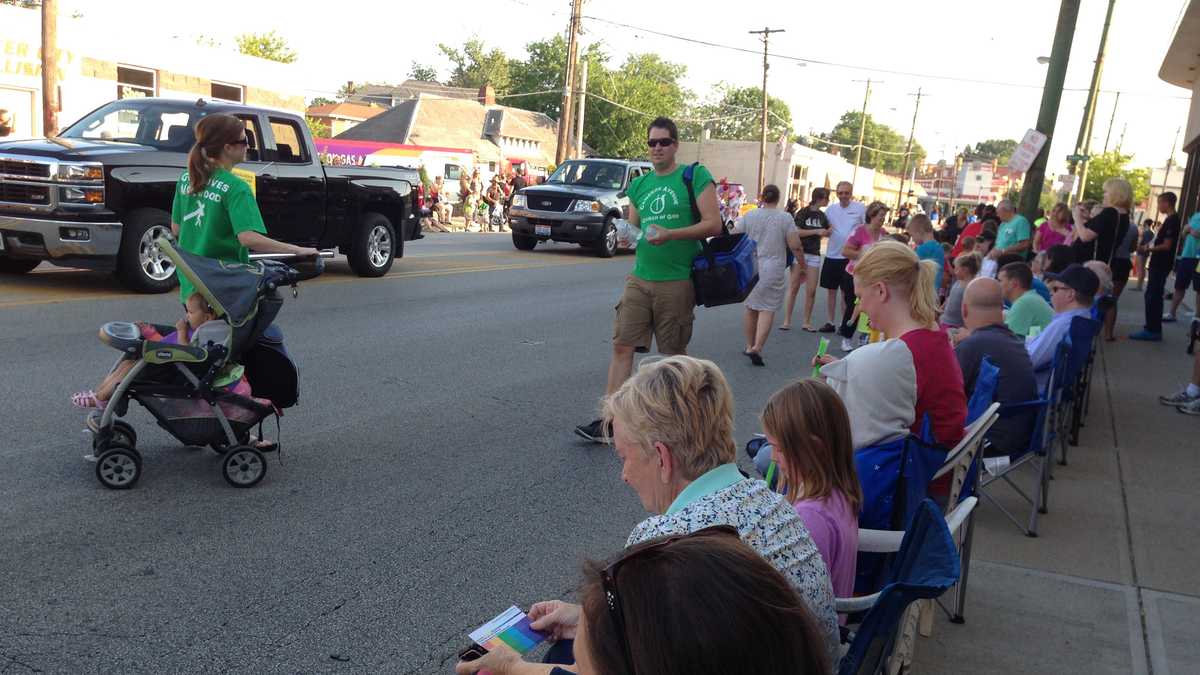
[0,97,422,292]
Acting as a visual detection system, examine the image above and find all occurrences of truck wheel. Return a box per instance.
[0,258,40,274]
[347,212,396,277]
[116,208,178,294]
[593,216,617,258]
[512,233,537,251]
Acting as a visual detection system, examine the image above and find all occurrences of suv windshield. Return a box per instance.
[546,161,626,190]
[60,101,203,150]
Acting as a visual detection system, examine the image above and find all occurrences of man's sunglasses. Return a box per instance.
[647,138,675,148]
[600,524,739,673]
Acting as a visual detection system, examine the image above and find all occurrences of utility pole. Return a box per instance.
[555,0,583,166]
[1101,91,1120,154]
[851,79,875,190]
[574,59,588,159]
[896,87,923,214]
[750,27,785,196]
[1018,0,1082,223]
[1069,0,1116,205]
[41,0,59,137]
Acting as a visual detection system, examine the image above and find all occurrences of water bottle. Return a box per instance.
[645,224,661,242]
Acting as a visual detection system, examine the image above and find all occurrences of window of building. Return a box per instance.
[489,161,497,172]
[211,81,243,103]
[116,65,155,99]
[268,117,309,163]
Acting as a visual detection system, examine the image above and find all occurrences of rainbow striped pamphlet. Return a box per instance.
[468,606,547,655]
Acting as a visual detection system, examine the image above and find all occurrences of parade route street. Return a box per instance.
[0,233,836,673]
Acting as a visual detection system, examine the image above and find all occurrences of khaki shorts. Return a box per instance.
[613,275,695,355]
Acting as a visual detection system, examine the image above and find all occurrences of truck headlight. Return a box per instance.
[512,194,527,208]
[572,200,601,212]
[61,186,105,204]
[57,162,104,182]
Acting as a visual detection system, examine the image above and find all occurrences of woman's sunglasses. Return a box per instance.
[600,524,739,673]
[646,138,675,148]
[229,137,249,147]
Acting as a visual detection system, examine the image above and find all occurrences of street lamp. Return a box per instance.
[1036,56,1052,65]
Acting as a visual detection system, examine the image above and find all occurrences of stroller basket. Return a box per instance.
[137,393,271,447]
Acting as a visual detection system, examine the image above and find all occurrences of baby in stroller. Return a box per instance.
[87,239,319,490]
[72,292,220,410]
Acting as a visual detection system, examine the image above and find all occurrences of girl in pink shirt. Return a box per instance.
[762,378,863,602]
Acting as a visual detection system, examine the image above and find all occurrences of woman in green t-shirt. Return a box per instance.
[171,114,317,300]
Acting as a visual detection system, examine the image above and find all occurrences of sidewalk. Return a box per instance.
[919,294,1199,674]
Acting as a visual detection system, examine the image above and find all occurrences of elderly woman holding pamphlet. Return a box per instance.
[456,356,841,674]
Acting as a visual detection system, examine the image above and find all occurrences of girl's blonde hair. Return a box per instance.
[761,379,862,513]
[602,356,736,480]
[1102,177,1133,210]
[854,240,941,327]
[954,251,981,276]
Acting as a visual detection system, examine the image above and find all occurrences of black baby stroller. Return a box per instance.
[88,239,322,489]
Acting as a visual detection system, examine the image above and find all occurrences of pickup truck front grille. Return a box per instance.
[0,159,51,179]
[523,193,573,213]
[0,182,52,206]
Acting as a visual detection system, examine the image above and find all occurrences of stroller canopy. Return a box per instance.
[158,239,286,356]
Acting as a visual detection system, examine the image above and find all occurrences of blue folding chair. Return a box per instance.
[837,498,970,675]
[978,341,1064,537]
[1064,316,1101,452]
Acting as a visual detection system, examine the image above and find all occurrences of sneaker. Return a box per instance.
[574,419,610,443]
[818,323,836,333]
[1128,330,1163,342]
[840,337,855,353]
[1178,399,1200,416]
[1163,313,1177,323]
[1159,389,1200,406]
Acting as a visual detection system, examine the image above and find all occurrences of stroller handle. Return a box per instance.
[249,250,335,261]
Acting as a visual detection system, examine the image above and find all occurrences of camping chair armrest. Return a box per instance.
[836,592,880,614]
[859,528,905,553]
[997,399,1049,416]
[945,496,978,535]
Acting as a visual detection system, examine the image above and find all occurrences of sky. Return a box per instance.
[67,0,1193,175]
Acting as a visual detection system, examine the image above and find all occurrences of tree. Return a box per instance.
[337,82,360,100]
[408,62,439,83]
[681,84,792,143]
[438,39,511,92]
[502,36,689,158]
[305,116,329,139]
[1081,151,1151,206]
[308,97,335,107]
[585,53,690,159]
[967,138,1020,164]
[812,111,925,173]
[235,31,298,64]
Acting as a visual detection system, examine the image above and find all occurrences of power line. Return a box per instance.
[582,13,1191,99]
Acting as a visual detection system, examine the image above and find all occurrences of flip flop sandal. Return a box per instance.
[748,352,765,367]
[248,435,279,453]
[802,325,817,332]
[779,325,792,331]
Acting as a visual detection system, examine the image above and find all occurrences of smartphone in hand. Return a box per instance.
[458,643,488,662]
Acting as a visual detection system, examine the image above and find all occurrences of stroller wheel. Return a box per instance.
[222,446,266,488]
[94,420,137,452]
[95,445,142,490]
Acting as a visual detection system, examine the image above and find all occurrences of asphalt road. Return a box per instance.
[0,233,838,674]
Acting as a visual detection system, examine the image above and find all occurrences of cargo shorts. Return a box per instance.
[613,275,695,355]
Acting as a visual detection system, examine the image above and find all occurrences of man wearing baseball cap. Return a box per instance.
[1026,263,1100,387]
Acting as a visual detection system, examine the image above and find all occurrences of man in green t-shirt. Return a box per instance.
[990,200,1032,261]
[999,261,1053,337]
[575,117,723,442]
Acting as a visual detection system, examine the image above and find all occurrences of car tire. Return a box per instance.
[0,258,40,274]
[347,212,396,277]
[593,216,617,258]
[115,208,178,294]
[512,233,537,251]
